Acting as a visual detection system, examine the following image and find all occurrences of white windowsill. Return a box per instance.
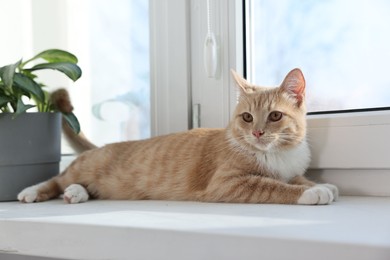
[0,196,390,260]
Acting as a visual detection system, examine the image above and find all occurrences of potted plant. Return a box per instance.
[0,49,81,201]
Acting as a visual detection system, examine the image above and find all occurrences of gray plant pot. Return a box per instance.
[0,112,61,201]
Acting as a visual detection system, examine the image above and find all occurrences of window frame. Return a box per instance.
[149,0,192,136]
[150,0,390,196]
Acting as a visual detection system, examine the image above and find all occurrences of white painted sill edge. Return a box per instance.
[1,197,390,260]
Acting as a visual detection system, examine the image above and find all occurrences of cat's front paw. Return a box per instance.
[317,183,339,201]
[18,185,39,203]
[63,184,89,204]
[297,186,334,205]
[17,184,44,203]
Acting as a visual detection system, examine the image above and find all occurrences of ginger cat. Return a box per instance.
[18,69,338,205]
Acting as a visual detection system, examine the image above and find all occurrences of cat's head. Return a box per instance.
[228,68,307,152]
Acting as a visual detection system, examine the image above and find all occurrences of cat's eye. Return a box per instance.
[268,111,283,122]
[242,112,253,123]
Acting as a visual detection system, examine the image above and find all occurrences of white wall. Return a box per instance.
[0,0,34,64]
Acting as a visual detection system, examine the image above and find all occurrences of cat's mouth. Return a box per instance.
[254,141,273,151]
[249,137,275,152]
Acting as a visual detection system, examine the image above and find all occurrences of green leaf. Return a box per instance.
[0,95,12,107]
[12,84,32,99]
[13,73,45,101]
[14,98,35,117]
[0,87,15,112]
[22,70,38,80]
[28,62,82,82]
[0,59,22,89]
[62,112,80,134]
[27,49,78,64]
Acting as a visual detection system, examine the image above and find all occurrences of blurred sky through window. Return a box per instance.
[249,0,390,112]
[86,0,150,144]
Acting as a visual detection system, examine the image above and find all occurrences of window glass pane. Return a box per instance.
[248,0,390,113]
[71,0,150,146]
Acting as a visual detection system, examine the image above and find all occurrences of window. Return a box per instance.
[246,0,390,113]
[0,0,150,152]
[158,0,390,196]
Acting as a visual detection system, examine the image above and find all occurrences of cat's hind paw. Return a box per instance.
[63,184,89,204]
[297,186,334,205]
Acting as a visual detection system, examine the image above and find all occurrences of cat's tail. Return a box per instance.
[51,88,98,154]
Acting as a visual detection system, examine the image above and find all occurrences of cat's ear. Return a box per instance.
[231,69,256,94]
[280,68,306,106]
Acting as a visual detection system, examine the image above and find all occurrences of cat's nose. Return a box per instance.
[252,130,264,138]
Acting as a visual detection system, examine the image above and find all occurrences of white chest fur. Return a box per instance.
[255,139,311,182]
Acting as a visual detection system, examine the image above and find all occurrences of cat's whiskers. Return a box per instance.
[278,133,303,144]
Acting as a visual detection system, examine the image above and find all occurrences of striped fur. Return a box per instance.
[18,69,338,205]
